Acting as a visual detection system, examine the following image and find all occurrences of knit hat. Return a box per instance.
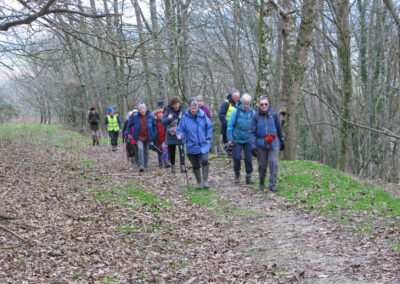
[155,108,163,115]
[107,107,114,113]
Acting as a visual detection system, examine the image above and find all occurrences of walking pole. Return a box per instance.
[120,135,127,170]
[179,141,190,190]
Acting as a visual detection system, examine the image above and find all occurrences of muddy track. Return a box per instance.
[1,143,399,283]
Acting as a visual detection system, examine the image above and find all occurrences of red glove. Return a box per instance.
[265,134,276,144]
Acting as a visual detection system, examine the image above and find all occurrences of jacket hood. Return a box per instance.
[226,93,234,104]
[185,108,206,118]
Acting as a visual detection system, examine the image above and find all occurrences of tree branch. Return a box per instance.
[303,90,400,140]
[0,0,120,31]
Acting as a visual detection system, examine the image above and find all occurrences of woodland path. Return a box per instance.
[0,142,399,283]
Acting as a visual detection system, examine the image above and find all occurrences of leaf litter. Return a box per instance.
[0,141,399,283]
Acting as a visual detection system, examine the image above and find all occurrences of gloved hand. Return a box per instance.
[280,143,285,151]
[252,149,258,158]
[265,133,276,144]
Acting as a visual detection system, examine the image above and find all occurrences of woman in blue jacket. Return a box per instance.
[249,96,285,191]
[177,99,213,189]
[227,94,255,185]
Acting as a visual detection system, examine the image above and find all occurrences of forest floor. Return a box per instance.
[1,128,400,283]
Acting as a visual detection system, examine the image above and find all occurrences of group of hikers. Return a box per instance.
[87,90,285,191]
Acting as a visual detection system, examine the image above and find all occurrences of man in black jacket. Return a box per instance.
[88,106,100,146]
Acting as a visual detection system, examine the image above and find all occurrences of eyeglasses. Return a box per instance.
[259,103,269,106]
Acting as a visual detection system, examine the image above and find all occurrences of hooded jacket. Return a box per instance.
[227,103,255,144]
[176,108,213,154]
[249,106,284,150]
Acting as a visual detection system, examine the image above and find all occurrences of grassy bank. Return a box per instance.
[0,124,90,148]
[276,160,400,230]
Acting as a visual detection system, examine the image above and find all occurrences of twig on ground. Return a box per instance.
[0,224,26,241]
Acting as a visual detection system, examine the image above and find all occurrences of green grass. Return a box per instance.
[83,157,94,164]
[276,160,400,225]
[182,187,229,209]
[92,182,171,212]
[118,227,139,231]
[0,124,90,148]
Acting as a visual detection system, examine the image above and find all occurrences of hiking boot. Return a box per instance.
[130,158,136,165]
[92,139,96,146]
[180,165,187,173]
[171,165,176,174]
[202,165,210,189]
[158,161,163,169]
[139,166,144,172]
[96,140,99,145]
[112,146,117,151]
[234,172,240,184]
[193,168,202,190]
[259,183,265,190]
[269,186,278,192]
[246,175,254,184]
[164,160,171,168]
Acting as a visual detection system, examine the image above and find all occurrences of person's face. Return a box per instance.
[232,92,240,103]
[172,102,180,111]
[139,107,147,116]
[197,98,204,107]
[91,109,96,113]
[190,105,198,115]
[157,112,164,120]
[242,102,250,111]
[109,111,114,116]
[259,99,269,111]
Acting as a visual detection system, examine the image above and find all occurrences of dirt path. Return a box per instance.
[1,142,399,283]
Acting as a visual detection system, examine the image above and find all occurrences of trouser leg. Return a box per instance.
[188,153,202,189]
[268,147,279,190]
[137,140,145,167]
[232,143,242,174]
[257,148,268,188]
[143,141,150,168]
[243,143,253,175]
[168,144,176,166]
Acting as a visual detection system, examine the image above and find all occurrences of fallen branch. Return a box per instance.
[0,224,26,241]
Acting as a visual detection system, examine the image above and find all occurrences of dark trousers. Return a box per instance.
[257,147,279,188]
[187,153,209,169]
[108,130,119,146]
[221,124,228,144]
[232,142,253,175]
[168,144,185,166]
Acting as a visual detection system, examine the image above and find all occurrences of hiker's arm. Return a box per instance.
[205,116,213,142]
[219,101,228,124]
[249,115,257,149]
[275,113,284,143]
[176,118,186,141]
[226,109,236,143]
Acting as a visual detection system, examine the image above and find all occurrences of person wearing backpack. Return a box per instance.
[177,98,213,189]
[227,94,255,185]
[122,110,138,166]
[249,96,285,192]
[161,96,186,174]
[88,106,100,146]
